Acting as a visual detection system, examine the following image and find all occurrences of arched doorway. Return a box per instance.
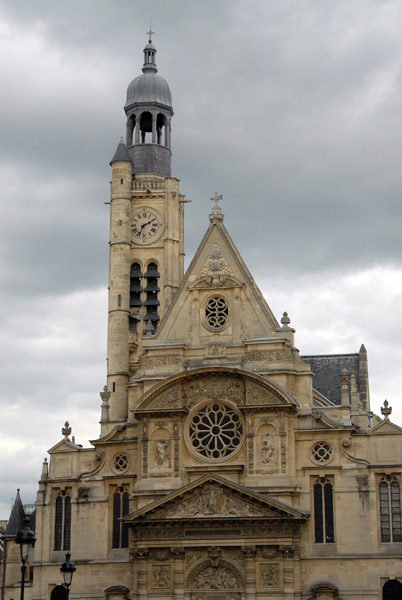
[383,580,402,600]
[50,585,68,600]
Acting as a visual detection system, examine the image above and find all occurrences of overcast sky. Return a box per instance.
[1,0,401,519]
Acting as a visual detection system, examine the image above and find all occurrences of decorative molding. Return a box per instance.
[247,350,292,362]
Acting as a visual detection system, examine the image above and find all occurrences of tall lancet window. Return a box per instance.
[379,477,402,542]
[313,477,335,543]
[112,487,129,548]
[54,491,71,551]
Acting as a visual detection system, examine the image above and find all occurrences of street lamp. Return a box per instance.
[60,553,76,598]
[15,516,36,600]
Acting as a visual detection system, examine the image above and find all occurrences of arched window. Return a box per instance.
[313,477,334,543]
[140,111,152,143]
[144,262,160,332]
[156,113,165,145]
[379,478,402,542]
[54,491,71,551]
[130,262,143,308]
[112,487,129,549]
[126,114,136,147]
[383,579,402,600]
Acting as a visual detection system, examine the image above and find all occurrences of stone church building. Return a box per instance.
[2,36,402,600]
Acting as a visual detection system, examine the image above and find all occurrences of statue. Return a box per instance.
[155,439,170,468]
[261,436,275,464]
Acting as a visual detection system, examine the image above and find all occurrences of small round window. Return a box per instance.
[188,402,243,461]
[205,296,229,330]
[311,442,333,463]
[112,453,129,473]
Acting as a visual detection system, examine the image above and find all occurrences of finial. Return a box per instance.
[62,421,72,440]
[100,385,111,402]
[381,399,392,421]
[209,192,224,222]
[147,22,154,43]
[281,312,291,328]
[100,385,111,423]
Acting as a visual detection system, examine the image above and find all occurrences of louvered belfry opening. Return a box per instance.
[144,262,160,331]
[130,263,143,308]
[130,261,160,333]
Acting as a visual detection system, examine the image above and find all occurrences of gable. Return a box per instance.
[153,217,281,345]
[125,475,308,523]
[367,420,402,435]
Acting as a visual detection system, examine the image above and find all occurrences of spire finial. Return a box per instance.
[209,192,224,223]
[147,22,154,43]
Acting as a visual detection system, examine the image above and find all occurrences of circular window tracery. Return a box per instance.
[189,402,243,460]
[113,453,129,473]
[205,296,229,330]
[311,442,333,463]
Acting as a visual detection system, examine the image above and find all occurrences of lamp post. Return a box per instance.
[60,553,76,599]
[15,516,36,600]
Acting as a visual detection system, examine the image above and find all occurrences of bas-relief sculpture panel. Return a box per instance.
[163,483,269,518]
[137,372,289,412]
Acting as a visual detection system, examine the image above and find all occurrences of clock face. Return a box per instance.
[131,207,163,244]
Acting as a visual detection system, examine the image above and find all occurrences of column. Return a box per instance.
[152,113,156,144]
[135,114,140,144]
[242,546,256,600]
[171,548,185,600]
[134,548,149,600]
[280,545,295,600]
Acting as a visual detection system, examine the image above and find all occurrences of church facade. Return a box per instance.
[2,36,402,600]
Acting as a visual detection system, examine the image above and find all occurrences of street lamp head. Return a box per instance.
[60,553,76,588]
[15,516,36,563]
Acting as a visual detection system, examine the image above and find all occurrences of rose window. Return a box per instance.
[205,296,229,330]
[113,453,129,472]
[312,442,332,463]
[189,402,243,460]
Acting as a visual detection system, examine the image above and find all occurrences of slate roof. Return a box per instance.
[302,353,360,405]
[110,138,132,165]
[4,490,25,536]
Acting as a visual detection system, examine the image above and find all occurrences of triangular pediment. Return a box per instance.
[367,420,402,435]
[48,439,82,453]
[153,217,281,345]
[124,475,307,523]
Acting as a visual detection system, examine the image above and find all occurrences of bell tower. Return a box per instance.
[106,34,186,430]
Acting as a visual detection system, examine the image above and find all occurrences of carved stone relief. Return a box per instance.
[246,380,285,405]
[193,566,237,589]
[149,425,172,477]
[138,371,291,412]
[260,563,280,588]
[150,548,170,561]
[183,375,245,409]
[247,350,293,363]
[149,385,180,409]
[255,423,279,474]
[205,343,227,356]
[145,355,182,368]
[163,483,268,518]
[151,564,171,589]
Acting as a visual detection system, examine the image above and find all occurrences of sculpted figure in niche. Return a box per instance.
[261,436,275,464]
[155,439,170,468]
